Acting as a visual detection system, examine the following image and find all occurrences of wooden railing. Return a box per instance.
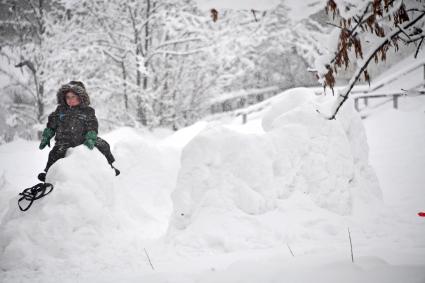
[353,88,425,111]
[209,86,280,114]
[352,62,425,111]
[208,63,425,124]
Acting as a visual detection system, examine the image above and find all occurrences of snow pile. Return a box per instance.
[167,88,381,251]
[266,88,381,214]
[0,146,115,271]
[264,89,356,214]
[0,133,179,274]
[111,129,180,237]
[0,172,17,220]
[160,121,209,149]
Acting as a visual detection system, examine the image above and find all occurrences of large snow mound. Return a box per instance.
[0,146,117,271]
[167,88,381,251]
[0,133,179,273]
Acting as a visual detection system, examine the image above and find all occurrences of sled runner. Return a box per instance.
[18,182,54,212]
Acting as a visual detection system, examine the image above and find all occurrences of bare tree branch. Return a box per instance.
[145,47,207,63]
[155,37,204,49]
[15,60,36,74]
[326,10,425,119]
[414,37,424,58]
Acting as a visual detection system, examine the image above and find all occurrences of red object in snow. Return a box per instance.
[418,212,425,217]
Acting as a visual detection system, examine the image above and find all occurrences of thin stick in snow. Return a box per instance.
[348,227,354,263]
[286,243,295,257]
[144,248,155,270]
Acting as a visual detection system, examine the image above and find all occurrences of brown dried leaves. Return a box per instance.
[211,9,218,22]
[326,0,338,19]
[394,3,409,26]
[335,28,351,69]
[323,65,336,94]
[323,0,410,92]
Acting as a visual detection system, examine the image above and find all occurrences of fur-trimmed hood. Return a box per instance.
[56,81,90,106]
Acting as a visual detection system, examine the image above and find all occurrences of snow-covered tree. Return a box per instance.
[0,0,75,140]
[71,0,212,129]
[0,0,50,124]
[0,0,359,139]
[196,3,324,114]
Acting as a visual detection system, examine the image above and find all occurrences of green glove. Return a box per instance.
[84,130,97,150]
[39,128,55,150]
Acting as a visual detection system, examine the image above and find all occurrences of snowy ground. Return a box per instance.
[363,96,425,218]
[0,89,425,282]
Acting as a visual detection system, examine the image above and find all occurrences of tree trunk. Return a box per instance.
[37,82,44,122]
[121,61,128,110]
[128,5,147,125]
[138,0,152,126]
[143,0,151,91]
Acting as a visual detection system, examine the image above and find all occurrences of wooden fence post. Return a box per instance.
[393,95,398,109]
[354,98,359,111]
[242,113,247,124]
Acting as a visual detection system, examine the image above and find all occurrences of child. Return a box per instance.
[38,81,120,181]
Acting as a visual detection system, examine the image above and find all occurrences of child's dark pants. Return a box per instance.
[44,137,115,172]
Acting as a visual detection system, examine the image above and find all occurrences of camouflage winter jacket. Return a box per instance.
[46,82,98,146]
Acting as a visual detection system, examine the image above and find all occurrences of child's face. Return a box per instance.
[65,91,81,107]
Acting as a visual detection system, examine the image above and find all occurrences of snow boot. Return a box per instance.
[110,163,120,176]
[38,172,46,182]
